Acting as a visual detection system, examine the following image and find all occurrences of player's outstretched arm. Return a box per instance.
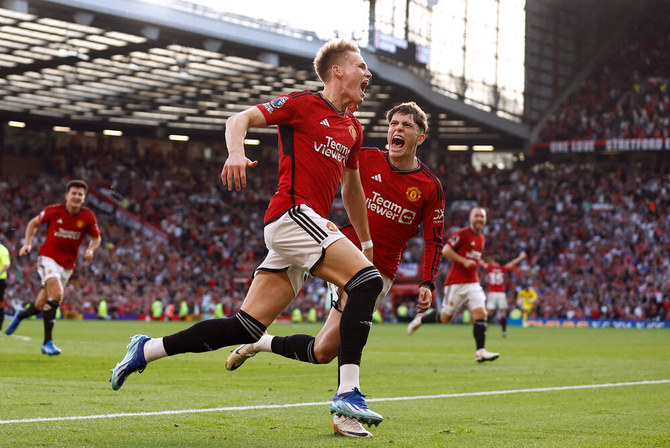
[19,216,41,256]
[222,107,264,191]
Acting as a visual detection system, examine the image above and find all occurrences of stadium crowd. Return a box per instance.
[1,135,668,323]
[539,0,670,142]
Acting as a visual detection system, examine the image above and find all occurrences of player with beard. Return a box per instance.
[408,207,500,363]
[225,101,445,438]
[110,39,386,429]
[6,179,101,355]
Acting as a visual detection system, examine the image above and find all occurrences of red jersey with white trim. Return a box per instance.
[37,204,101,270]
[444,226,485,285]
[481,263,511,293]
[257,91,363,223]
[340,148,444,288]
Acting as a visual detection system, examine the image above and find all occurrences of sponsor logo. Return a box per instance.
[406,186,421,202]
[433,208,445,222]
[449,235,460,245]
[320,118,330,127]
[367,191,416,225]
[348,125,357,142]
[371,174,382,182]
[326,222,338,232]
[54,228,81,240]
[465,249,482,260]
[359,320,372,327]
[313,136,351,163]
[57,219,63,224]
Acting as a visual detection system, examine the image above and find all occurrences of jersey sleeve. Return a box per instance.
[87,210,102,238]
[344,115,363,170]
[420,180,445,290]
[256,92,302,127]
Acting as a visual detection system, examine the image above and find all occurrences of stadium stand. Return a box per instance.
[1,138,668,323]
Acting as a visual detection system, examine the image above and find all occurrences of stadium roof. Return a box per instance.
[0,0,528,150]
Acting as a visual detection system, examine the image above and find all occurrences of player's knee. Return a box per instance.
[344,266,383,307]
[439,310,452,324]
[313,344,337,364]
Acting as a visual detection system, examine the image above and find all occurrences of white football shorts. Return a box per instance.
[37,256,73,288]
[256,205,346,295]
[486,292,509,310]
[441,282,486,316]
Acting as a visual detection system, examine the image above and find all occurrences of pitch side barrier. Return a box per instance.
[511,317,669,329]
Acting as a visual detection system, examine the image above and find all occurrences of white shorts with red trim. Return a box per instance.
[256,205,345,295]
[442,282,486,316]
[37,256,73,288]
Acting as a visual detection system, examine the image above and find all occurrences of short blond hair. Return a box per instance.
[313,39,361,83]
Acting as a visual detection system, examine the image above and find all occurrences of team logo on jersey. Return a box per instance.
[326,222,338,232]
[77,220,84,228]
[348,125,357,142]
[406,186,421,202]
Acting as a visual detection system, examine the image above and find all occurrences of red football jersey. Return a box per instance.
[37,204,101,270]
[444,226,485,285]
[481,263,511,293]
[340,148,444,288]
[257,91,363,223]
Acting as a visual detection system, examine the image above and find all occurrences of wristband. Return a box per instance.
[360,240,373,250]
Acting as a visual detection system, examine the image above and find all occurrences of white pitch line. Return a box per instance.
[1,379,668,425]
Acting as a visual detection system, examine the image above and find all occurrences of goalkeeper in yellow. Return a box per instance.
[516,282,538,327]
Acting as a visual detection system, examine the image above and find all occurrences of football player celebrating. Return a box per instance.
[481,251,527,337]
[6,179,101,355]
[110,39,387,429]
[408,207,500,363]
[225,101,445,438]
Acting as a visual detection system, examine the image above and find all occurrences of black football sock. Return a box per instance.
[474,319,487,350]
[0,306,4,330]
[501,316,508,332]
[42,300,60,344]
[487,313,494,324]
[271,334,318,364]
[338,266,383,367]
[17,302,39,320]
[163,310,266,356]
[421,310,439,324]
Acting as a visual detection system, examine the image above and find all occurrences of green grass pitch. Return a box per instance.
[1,319,669,447]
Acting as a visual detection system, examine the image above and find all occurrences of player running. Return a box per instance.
[110,39,386,428]
[408,207,500,363]
[6,179,101,354]
[225,102,445,438]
